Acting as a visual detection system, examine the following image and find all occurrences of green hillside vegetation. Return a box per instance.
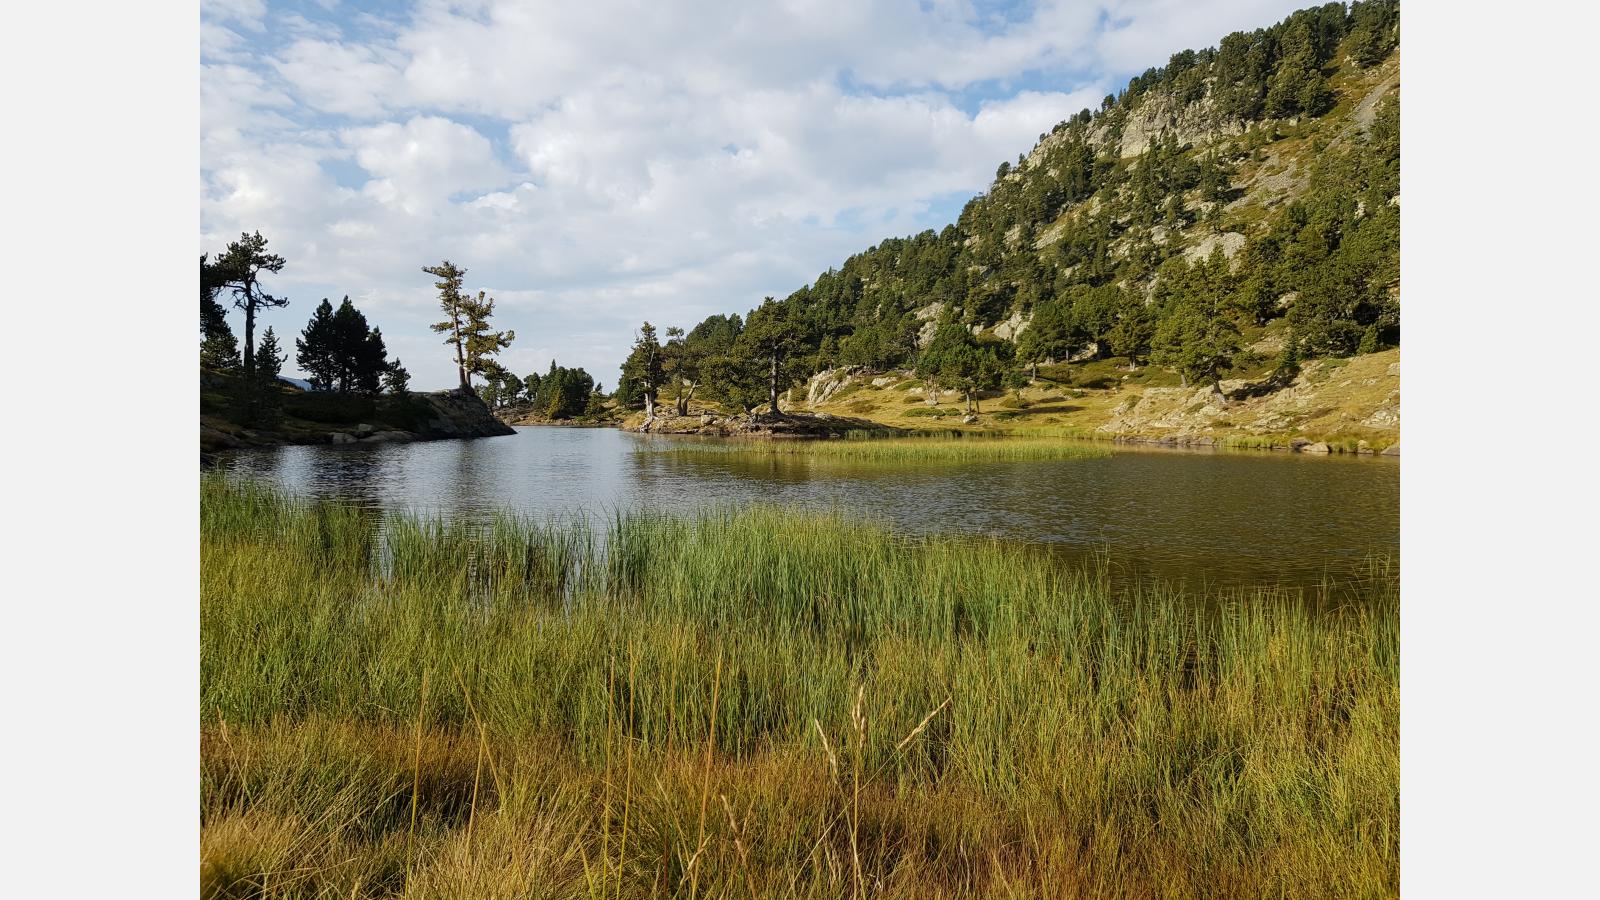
[617,1,1400,435]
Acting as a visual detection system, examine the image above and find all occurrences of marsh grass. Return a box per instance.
[640,432,1111,464]
[201,477,1397,898]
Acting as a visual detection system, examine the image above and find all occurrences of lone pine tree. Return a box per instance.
[215,231,288,375]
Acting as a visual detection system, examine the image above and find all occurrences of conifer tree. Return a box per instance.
[459,290,515,386]
[736,298,810,417]
[295,299,338,390]
[215,231,288,374]
[200,255,240,370]
[240,326,286,425]
[255,327,285,383]
[383,359,411,396]
[357,327,389,395]
[424,261,471,389]
[620,322,664,420]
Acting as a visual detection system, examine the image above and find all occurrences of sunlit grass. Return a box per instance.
[201,477,1397,898]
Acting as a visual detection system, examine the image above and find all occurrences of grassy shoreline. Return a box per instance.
[639,432,1112,464]
[202,478,1397,898]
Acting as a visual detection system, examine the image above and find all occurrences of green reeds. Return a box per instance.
[201,476,1397,898]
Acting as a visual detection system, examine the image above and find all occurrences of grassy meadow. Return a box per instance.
[201,477,1397,898]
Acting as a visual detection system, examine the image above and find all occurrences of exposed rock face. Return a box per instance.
[417,388,518,439]
[913,302,946,348]
[805,366,865,406]
[1183,231,1247,264]
[988,310,1032,341]
[1088,91,1247,160]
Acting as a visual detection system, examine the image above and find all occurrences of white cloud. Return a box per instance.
[201,0,1312,389]
[273,39,402,118]
[344,116,512,211]
[202,0,267,31]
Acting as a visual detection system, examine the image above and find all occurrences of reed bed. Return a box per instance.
[201,476,1397,898]
[642,433,1111,463]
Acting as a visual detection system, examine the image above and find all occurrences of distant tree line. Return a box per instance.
[477,359,604,420]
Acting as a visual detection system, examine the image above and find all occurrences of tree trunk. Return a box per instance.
[1179,371,1188,388]
[643,389,656,423]
[243,301,256,374]
[1029,362,1038,383]
[769,355,780,417]
[453,311,467,389]
[1212,378,1229,407]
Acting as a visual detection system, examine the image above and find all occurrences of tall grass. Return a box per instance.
[641,433,1111,464]
[201,476,1397,898]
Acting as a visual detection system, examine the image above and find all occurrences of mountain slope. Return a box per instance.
[618,1,1400,449]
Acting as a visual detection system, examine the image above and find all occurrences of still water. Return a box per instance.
[216,426,1398,594]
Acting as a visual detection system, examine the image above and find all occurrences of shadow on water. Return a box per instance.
[216,426,1398,596]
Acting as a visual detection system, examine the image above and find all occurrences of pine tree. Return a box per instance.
[200,255,240,370]
[255,327,285,383]
[329,298,371,393]
[239,326,287,425]
[1107,292,1156,368]
[299,296,390,394]
[215,231,288,374]
[358,327,389,395]
[459,290,515,386]
[424,260,472,389]
[295,299,338,390]
[383,359,411,396]
[619,323,664,420]
[737,298,810,417]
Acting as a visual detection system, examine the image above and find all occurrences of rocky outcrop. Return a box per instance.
[986,310,1032,341]
[1090,91,1247,160]
[416,388,517,439]
[201,386,513,458]
[1183,231,1247,264]
[805,366,866,406]
[913,302,946,348]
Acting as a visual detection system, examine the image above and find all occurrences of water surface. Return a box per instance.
[216,426,1398,594]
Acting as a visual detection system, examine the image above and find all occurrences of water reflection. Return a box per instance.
[216,426,1398,594]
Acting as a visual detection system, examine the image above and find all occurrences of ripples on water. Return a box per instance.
[215,426,1398,596]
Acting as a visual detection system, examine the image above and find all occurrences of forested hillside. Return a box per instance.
[608,0,1400,422]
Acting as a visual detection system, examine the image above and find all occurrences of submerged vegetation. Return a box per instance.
[202,478,1397,898]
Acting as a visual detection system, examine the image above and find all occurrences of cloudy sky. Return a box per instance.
[202,0,1307,390]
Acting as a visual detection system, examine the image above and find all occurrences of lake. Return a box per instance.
[215,426,1398,595]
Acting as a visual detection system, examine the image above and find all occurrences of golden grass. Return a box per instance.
[201,478,1398,898]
